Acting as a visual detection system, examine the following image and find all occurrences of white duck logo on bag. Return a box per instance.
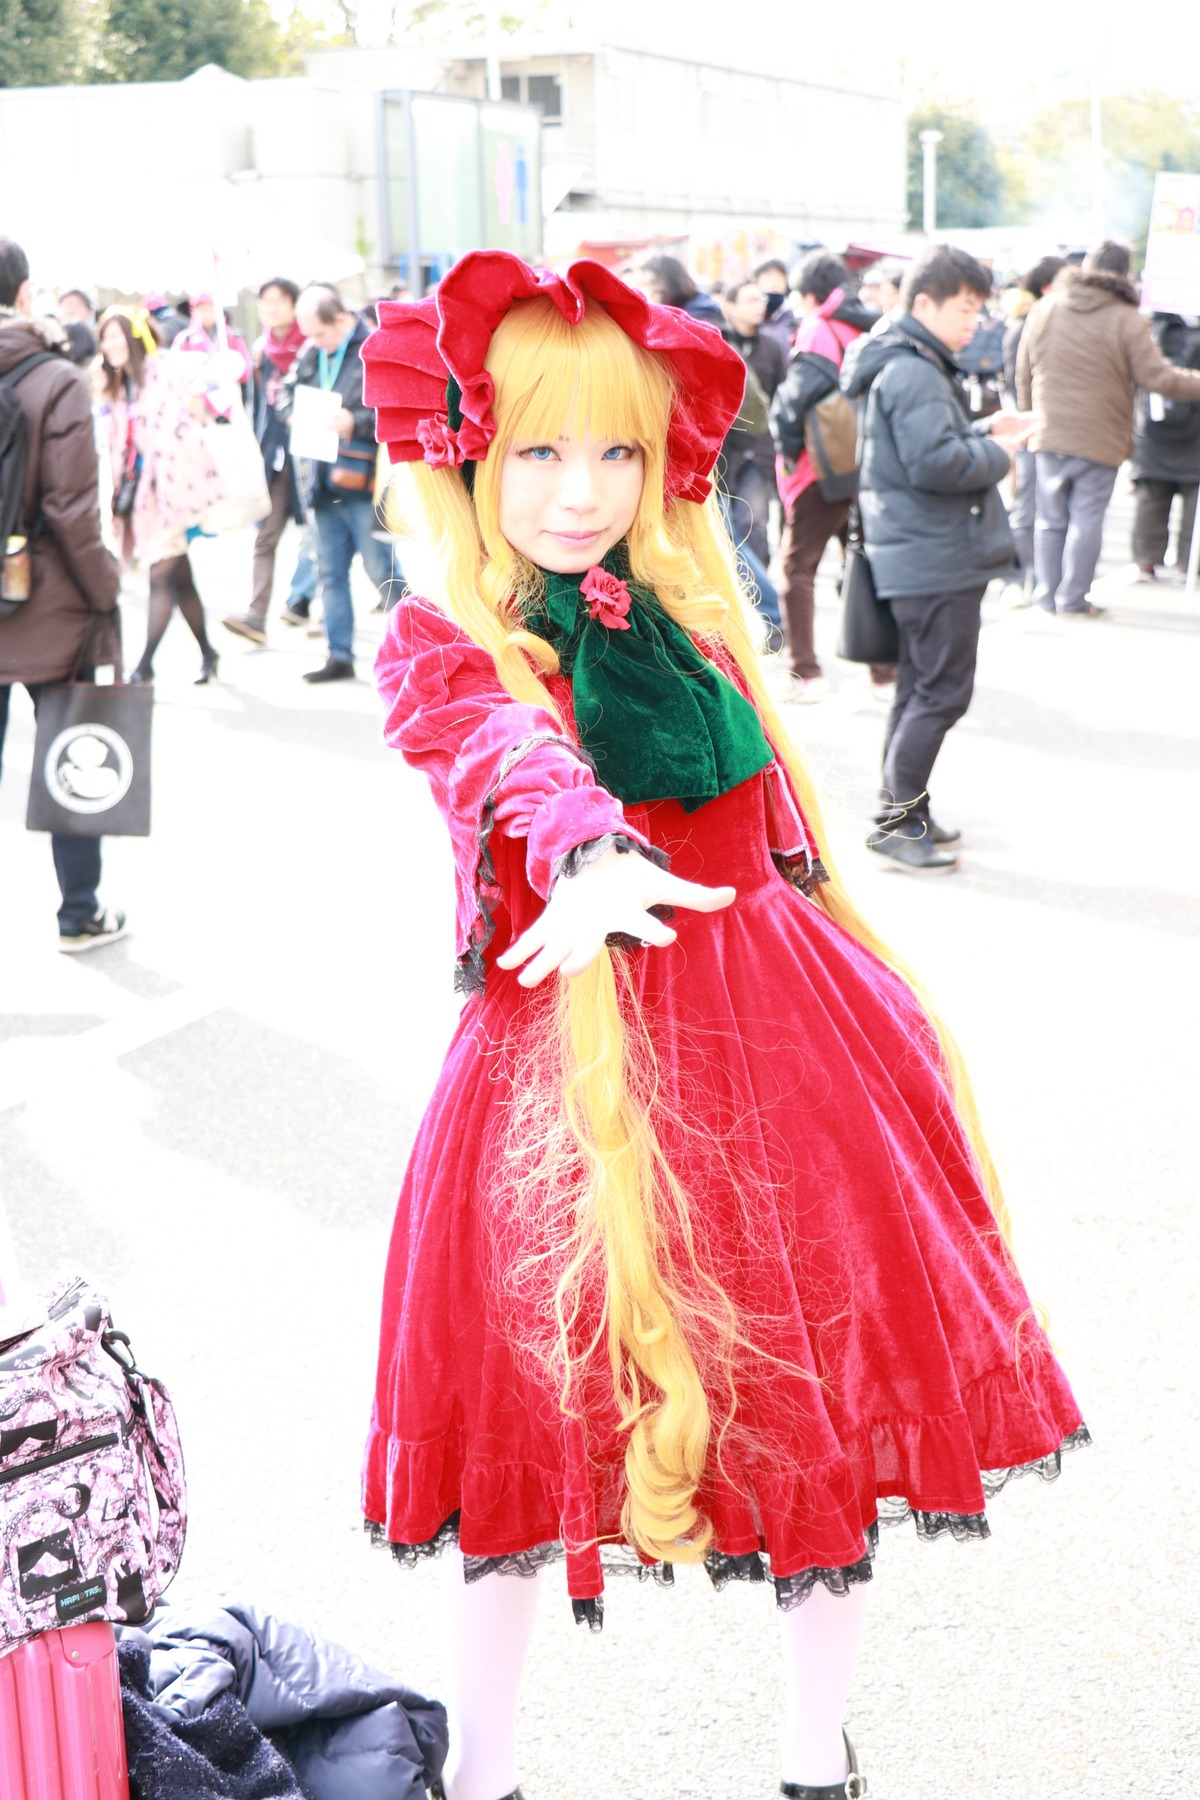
[44,725,133,815]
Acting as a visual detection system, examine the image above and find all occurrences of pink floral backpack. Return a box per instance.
[0,1273,186,1649]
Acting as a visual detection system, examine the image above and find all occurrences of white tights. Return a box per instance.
[778,1582,869,1787]
[439,1547,546,1800]
[438,1553,869,1798]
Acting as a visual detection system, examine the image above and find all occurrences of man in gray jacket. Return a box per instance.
[844,245,1032,873]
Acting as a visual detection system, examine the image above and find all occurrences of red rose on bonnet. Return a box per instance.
[581,566,632,630]
[415,414,465,468]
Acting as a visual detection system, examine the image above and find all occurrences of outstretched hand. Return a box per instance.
[496,843,736,987]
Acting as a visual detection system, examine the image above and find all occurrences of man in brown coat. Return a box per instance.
[0,236,125,950]
[1017,239,1200,614]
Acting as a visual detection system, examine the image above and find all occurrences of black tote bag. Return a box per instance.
[837,519,899,667]
[26,678,153,837]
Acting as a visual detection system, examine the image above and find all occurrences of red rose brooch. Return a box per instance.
[581,566,632,630]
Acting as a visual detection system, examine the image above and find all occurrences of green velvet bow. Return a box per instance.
[520,547,773,813]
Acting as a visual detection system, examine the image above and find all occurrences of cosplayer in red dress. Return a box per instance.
[360,253,1087,1800]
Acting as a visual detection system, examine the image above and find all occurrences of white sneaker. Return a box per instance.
[869,679,894,705]
[788,675,831,705]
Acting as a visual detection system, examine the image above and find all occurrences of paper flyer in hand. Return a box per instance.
[290,385,342,463]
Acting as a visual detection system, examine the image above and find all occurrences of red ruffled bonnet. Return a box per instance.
[360,250,746,505]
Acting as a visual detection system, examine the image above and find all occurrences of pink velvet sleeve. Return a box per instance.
[375,599,655,932]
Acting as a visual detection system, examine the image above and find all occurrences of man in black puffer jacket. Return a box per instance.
[842,245,1032,872]
[1131,312,1200,579]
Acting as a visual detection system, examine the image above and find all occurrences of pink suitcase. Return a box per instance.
[0,1621,129,1800]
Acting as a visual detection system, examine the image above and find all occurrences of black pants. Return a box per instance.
[879,585,986,826]
[0,682,101,931]
[1131,477,1199,571]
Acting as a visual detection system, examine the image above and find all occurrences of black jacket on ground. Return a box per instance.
[283,319,375,507]
[769,292,879,463]
[119,1601,447,1800]
[841,315,1014,599]
[1130,315,1200,484]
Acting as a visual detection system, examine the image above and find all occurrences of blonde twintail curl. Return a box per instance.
[392,293,1013,1563]
[556,955,720,1562]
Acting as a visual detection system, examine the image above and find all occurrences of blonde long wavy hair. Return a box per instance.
[394,296,1011,1569]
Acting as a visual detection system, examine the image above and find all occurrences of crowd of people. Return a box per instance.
[2,222,1198,952]
[620,237,1200,873]
[0,236,411,950]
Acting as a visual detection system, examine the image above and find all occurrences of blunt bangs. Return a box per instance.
[485,297,676,455]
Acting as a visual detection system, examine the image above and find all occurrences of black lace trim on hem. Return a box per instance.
[363,1513,877,1631]
[364,1423,1089,1629]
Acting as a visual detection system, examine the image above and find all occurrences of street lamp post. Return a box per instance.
[1089,64,1105,238]
[919,129,943,236]
[484,0,502,102]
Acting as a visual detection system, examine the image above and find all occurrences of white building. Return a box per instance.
[0,42,905,300]
[309,37,907,281]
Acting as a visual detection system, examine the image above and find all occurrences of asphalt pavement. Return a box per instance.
[1,486,1197,1800]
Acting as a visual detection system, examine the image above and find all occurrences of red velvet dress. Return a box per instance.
[363,600,1086,1619]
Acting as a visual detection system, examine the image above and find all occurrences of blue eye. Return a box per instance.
[603,444,636,461]
[522,445,555,462]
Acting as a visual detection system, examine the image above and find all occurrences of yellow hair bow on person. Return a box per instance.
[99,306,158,356]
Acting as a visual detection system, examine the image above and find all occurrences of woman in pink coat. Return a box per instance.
[97,309,224,683]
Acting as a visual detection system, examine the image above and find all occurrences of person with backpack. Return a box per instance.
[1130,312,1200,580]
[842,245,1034,873]
[0,236,125,950]
[769,252,879,702]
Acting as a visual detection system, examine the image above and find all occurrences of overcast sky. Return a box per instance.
[567,0,1199,113]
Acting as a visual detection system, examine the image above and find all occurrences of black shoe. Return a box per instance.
[59,908,128,954]
[866,827,959,874]
[303,656,354,684]
[929,819,962,846]
[129,666,152,685]
[428,1786,522,1800]
[781,1729,867,1798]
[195,650,219,685]
[281,600,312,625]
